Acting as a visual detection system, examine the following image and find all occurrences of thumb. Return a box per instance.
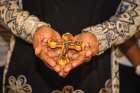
[33,32,42,56]
[35,47,42,55]
[85,50,92,58]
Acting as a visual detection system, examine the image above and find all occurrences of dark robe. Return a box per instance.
[6,0,140,93]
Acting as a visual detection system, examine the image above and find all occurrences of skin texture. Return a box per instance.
[33,26,99,77]
[33,26,62,73]
[61,32,99,77]
[119,37,140,67]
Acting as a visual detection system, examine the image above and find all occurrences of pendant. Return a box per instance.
[47,33,83,66]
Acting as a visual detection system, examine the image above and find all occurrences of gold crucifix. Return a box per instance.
[47,33,83,66]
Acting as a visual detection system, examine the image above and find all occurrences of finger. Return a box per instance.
[83,48,93,62]
[35,47,42,56]
[91,44,99,56]
[55,31,62,41]
[43,56,56,67]
[34,34,42,55]
[63,63,72,73]
[50,30,61,42]
[43,56,61,72]
[53,64,61,72]
[71,51,86,68]
[85,50,92,58]
[42,38,48,46]
[67,50,79,60]
[42,45,60,58]
[82,42,93,58]
[59,71,65,77]
[47,48,62,57]
[87,36,99,56]
[62,72,69,78]
[40,51,57,67]
[59,71,69,78]
[84,55,92,62]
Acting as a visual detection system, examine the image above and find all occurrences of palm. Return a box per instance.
[33,26,62,72]
[33,27,99,77]
[59,32,99,77]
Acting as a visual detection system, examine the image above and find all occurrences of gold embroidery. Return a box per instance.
[114,48,124,58]
[6,75,32,93]
[52,85,85,93]
[99,79,112,93]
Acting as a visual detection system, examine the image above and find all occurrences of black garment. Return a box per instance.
[5,0,121,93]
[119,65,140,93]
[23,0,119,35]
[7,38,111,93]
[0,67,4,92]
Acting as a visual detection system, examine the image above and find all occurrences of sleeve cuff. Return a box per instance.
[19,16,50,43]
[82,25,110,55]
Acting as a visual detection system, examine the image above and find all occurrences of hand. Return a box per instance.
[59,32,99,77]
[33,26,62,72]
[119,37,140,67]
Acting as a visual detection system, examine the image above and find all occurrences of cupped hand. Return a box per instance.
[59,32,99,77]
[33,26,62,73]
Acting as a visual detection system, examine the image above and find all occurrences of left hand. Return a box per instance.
[59,32,99,77]
[33,26,62,73]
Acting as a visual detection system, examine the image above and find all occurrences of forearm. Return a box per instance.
[82,0,140,54]
[119,37,140,67]
[0,0,49,43]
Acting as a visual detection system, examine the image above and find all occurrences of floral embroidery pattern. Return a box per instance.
[6,75,32,93]
[52,85,84,93]
[99,79,112,93]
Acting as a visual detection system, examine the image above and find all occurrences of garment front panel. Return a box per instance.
[6,38,111,93]
[5,0,120,93]
[23,0,120,34]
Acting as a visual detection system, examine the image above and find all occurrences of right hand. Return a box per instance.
[59,32,99,77]
[33,26,62,73]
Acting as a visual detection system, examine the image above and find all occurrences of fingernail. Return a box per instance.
[72,62,77,68]
[64,67,70,73]
[51,62,56,67]
[55,66,60,72]
[86,51,92,57]
[73,54,79,59]
[43,38,48,43]
[59,72,64,77]
[42,42,47,46]
[35,48,40,55]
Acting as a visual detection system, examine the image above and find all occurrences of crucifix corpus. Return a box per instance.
[47,33,83,66]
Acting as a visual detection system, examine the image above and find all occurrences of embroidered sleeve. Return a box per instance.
[82,0,140,55]
[0,0,50,43]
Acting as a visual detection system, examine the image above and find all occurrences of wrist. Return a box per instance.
[32,22,51,41]
[33,22,51,36]
[82,26,109,55]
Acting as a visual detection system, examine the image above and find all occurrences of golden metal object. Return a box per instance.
[47,40,57,48]
[58,55,69,66]
[47,33,83,66]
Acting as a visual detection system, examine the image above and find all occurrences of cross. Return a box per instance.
[47,33,83,66]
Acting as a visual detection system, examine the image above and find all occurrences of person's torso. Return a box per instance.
[4,1,121,93]
[23,0,120,35]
